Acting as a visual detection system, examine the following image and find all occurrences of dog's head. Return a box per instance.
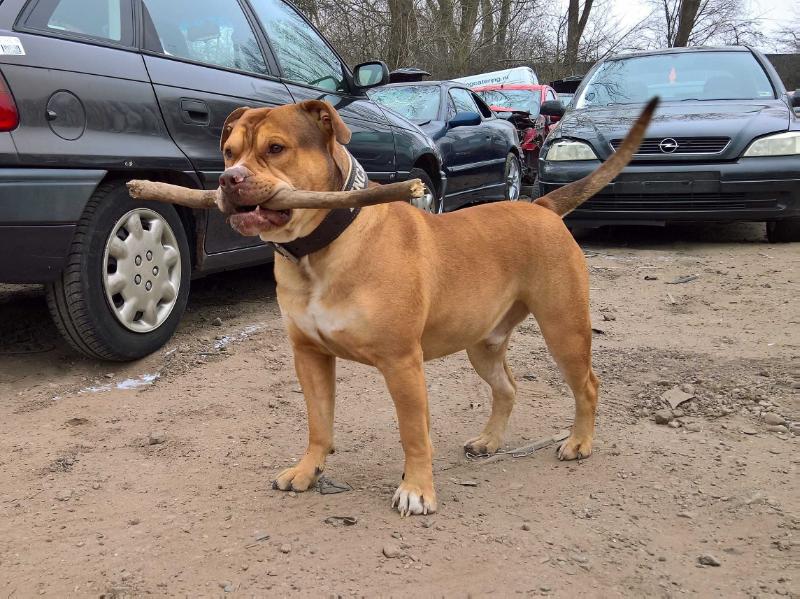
[217,100,352,242]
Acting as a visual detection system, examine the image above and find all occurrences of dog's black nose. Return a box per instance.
[219,166,251,190]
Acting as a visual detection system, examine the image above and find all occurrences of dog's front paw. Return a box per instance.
[272,464,321,492]
[392,481,437,517]
[463,432,503,456]
[557,435,593,461]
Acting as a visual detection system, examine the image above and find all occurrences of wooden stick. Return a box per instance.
[127,179,425,211]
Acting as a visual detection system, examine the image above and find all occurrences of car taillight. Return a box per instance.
[0,73,19,131]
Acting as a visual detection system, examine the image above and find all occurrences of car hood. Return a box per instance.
[556,100,793,160]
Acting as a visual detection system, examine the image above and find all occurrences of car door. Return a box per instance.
[471,90,511,193]
[140,0,294,258]
[442,87,497,202]
[246,0,395,183]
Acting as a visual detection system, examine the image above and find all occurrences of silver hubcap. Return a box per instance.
[411,185,436,213]
[506,158,521,201]
[102,208,182,333]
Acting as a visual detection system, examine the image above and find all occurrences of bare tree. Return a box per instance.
[565,0,594,68]
[647,0,762,48]
[673,0,700,46]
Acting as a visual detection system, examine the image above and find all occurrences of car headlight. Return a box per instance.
[545,139,598,161]
[743,131,800,157]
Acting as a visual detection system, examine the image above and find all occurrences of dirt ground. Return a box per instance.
[1,221,798,598]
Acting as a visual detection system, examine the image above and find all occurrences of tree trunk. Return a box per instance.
[565,0,594,69]
[387,0,417,68]
[673,0,700,46]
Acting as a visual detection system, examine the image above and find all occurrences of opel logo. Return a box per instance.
[659,138,679,153]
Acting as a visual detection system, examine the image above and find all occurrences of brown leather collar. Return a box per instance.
[268,153,368,263]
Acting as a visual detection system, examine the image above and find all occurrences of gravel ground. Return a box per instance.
[0,221,797,598]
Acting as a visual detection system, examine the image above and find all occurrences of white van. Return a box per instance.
[453,66,539,88]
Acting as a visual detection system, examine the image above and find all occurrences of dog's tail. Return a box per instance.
[534,97,659,217]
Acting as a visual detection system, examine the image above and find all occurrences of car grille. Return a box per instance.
[581,193,779,212]
[610,137,730,155]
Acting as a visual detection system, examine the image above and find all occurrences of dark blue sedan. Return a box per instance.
[370,81,522,212]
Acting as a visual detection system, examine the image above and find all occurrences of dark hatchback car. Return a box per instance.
[369,81,522,211]
[538,46,800,242]
[0,0,445,361]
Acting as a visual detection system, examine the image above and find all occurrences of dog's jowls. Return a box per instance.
[218,98,657,516]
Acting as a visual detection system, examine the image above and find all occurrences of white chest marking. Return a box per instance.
[290,299,353,344]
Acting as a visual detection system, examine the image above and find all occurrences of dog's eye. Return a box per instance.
[268,144,284,154]
[224,148,233,160]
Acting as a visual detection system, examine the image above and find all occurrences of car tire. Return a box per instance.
[766,220,800,243]
[529,177,541,200]
[504,153,522,201]
[409,168,440,213]
[46,181,191,361]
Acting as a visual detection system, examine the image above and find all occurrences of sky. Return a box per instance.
[599,0,796,53]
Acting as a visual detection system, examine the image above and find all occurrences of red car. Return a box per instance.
[472,84,560,182]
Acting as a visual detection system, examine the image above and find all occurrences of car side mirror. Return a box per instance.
[449,111,481,128]
[540,100,565,118]
[792,90,800,108]
[353,61,390,89]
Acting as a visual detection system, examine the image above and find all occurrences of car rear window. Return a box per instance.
[577,51,775,107]
[475,89,541,115]
[23,0,133,45]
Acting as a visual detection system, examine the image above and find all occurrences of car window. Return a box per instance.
[546,89,557,102]
[475,89,540,114]
[577,51,775,107]
[25,0,133,44]
[249,0,346,92]
[142,0,267,75]
[450,88,480,114]
[446,96,457,120]
[369,85,440,123]
[471,93,494,118]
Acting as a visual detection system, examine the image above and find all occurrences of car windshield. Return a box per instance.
[576,51,775,108]
[475,89,540,115]
[369,85,440,123]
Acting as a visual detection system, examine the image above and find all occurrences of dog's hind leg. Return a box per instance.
[530,293,599,461]
[273,346,336,492]
[463,338,517,455]
[463,303,527,456]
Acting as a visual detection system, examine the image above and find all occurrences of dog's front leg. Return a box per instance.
[379,353,437,516]
[273,346,335,492]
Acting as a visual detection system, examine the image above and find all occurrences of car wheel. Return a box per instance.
[46,181,191,361]
[766,220,800,243]
[504,153,522,201]
[409,168,440,213]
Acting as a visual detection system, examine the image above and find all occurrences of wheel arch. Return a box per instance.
[412,153,443,198]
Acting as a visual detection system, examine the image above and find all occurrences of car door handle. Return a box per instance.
[180,99,210,126]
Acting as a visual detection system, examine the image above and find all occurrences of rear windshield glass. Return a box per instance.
[369,86,440,123]
[577,51,775,107]
[475,89,541,115]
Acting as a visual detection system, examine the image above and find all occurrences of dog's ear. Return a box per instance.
[220,107,250,152]
[300,100,352,145]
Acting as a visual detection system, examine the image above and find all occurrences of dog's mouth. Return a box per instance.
[228,204,292,235]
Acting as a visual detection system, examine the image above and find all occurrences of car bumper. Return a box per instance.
[0,169,106,283]
[538,157,800,225]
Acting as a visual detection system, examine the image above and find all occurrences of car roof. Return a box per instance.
[472,84,547,91]
[378,80,469,90]
[606,45,751,62]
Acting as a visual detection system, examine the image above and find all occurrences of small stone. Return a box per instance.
[767,425,789,434]
[219,581,233,592]
[680,383,695,395]
[740,428,757,435]
[668,420,681,429]
[212,317,223,326]
[279,544,291,554]
[521,523,531,531]
[602,313,616,321]
[148,431,167,445]
[55,489,73,502]
[128,518,140,526]
[382,543,402,558]
[763,413,785,426]
[540,585,552,593]
[644,275,658,280]
[570,552,588,564]
[678,511,695,519]
[654,409,673,425]
[91,482,101,490]
[698,554,721,567]
[685,423,702,432]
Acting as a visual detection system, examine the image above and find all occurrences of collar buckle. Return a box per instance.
[269,242,300,264]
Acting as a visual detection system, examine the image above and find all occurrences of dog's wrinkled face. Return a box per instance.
[218,100,352,242]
